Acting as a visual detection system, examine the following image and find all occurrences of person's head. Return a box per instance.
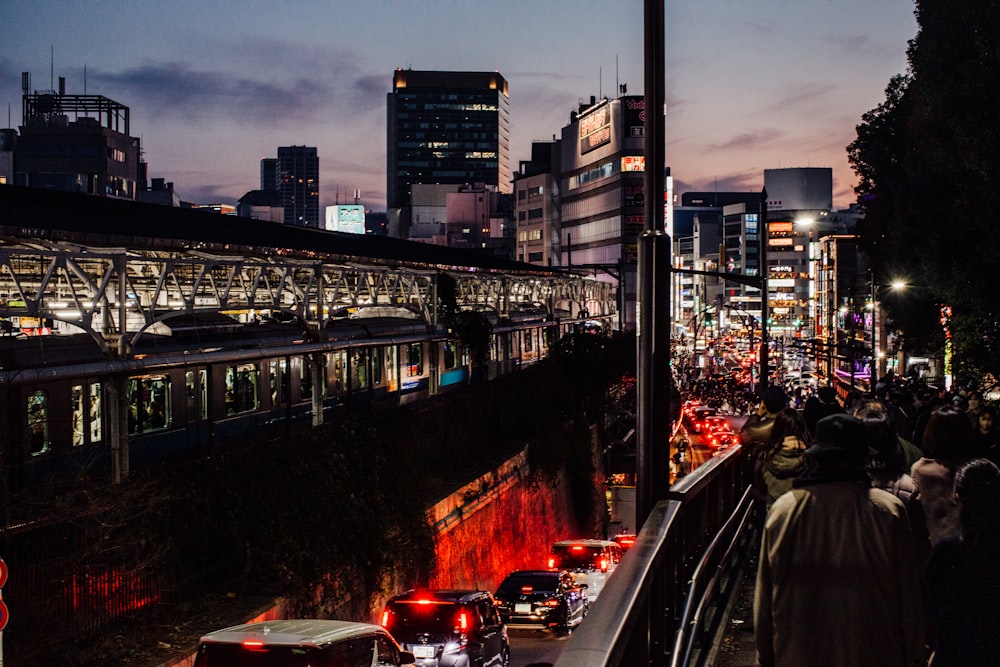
[761,386,788,415]
[968,391,983,411]
[766,407,812,449]
[802,413,870,481]
[979,405,996,435]
[922,404,978,462]
[817,386,837,404]
[954,458,1000,557]
[852,399,904,474]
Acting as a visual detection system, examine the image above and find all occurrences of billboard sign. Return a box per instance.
[579,103,611,154]
[325,205,365,234]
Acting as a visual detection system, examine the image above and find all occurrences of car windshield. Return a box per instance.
[497,574,557,596]
[383,601,462,636]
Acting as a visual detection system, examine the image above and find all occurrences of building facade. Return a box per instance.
[558,95,646,328]
[513,141,561,266]
[386,69,511,237]
[276,145,319,227]
[14,76,141,199]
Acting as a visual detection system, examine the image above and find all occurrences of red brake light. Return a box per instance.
[599,557,608,572]
[571,545,584,551]
[520,585,534,594]
[547,558,556,568]
[543,598,560,607]
[242,640,267,652]
[381,610,390,627]
[457,611,469,632]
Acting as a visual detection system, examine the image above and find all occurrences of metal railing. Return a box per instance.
[554,444,752,667]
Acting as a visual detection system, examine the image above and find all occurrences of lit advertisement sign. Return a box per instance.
[325,205,365,234]
[770,221,794,233]
[621,155,645,172]
[579,103,611,154]
[623,96,645,138]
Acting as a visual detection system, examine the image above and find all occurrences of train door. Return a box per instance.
[184,368,211,450]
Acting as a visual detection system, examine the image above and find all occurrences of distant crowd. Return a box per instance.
[740,376,1000,666]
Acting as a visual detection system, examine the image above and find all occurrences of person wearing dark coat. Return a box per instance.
[754,413,924,667]
[802,385,844,436]
[924,458,1000,666]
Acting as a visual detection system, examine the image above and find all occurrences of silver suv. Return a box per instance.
[193,619,415,666]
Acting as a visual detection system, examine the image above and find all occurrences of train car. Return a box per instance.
[0,311,585,494]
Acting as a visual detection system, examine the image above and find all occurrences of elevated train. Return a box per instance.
[0,186,617,494]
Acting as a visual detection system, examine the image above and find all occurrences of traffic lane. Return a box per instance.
[508,627,572,666]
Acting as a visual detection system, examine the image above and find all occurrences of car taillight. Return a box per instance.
[543,598,560,607]
[599,557,608,572]
[547,557,556,568]
[380,610,390,627]
[242,640,267,652]
[521,585,534,594]
[457,611,469,632]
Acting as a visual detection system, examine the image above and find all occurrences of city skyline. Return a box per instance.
[1,0,917,212]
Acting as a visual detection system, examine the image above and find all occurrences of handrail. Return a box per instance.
[554,499,682,667]
[554,444,750,667]
[671,485,757,667]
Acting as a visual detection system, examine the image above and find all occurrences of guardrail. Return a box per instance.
[554,443,752,667]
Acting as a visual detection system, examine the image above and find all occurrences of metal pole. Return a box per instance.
[758,187,769,393]
[636,0,669,534]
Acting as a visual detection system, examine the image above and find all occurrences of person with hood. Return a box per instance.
[754,413,924,667]
[753,407,811,512]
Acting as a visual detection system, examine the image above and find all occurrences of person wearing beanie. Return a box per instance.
[754,414,924,667]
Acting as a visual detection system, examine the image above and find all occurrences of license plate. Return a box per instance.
[412,645,435,658]
[515,603,532,614]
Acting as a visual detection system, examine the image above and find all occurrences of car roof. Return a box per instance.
[503,569,565,578]
[198,619,387,648]
[552,539,618,548]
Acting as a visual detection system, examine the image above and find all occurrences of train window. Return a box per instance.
[443,341,457,370]
[270,359,287,404]
[72,385,86,446]
[71,384,102,446]
[330,351,346,395]
[524,330,534,353]
[89,383,102,443]
[128,376,171,434]
[185,370,208,421]
[27,390,50,456]
[300,355,313,400]
[405,343,423,377]
[371,347,383,385]
[225,364,259,415]
[351,349,368,390]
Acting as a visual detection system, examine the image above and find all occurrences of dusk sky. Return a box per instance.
[1,1,917,212]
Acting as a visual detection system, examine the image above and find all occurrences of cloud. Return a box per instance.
[709,128,785,152]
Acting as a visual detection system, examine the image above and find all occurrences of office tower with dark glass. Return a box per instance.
[387,70,510,232]
[276,146,319,227]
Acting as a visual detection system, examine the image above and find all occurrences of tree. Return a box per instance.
[849,0,1000,385]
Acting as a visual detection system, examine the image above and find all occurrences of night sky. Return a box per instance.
[1,0,917,211]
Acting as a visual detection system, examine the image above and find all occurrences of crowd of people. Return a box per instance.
[740,378,1000,666]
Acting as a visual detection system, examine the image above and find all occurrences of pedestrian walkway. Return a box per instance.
[711,563,757,666]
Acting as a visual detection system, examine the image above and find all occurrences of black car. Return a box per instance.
[380,589,509,667]
[493,570,589,634]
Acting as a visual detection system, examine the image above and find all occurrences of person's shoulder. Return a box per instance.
[869,485,907,511]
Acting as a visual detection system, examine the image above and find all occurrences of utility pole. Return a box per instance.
[758,187,769,393]
[636,0,669,529]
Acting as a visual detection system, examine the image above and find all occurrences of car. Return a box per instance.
[192,619,415,666]
[683,406,718,433]
[546,539,622,601]
[380,589,509,667]
[493,569,589,634]
[612,533,637,552]
[705,430,741,449]
[703,416,734,434]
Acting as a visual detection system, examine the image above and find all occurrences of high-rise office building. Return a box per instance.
[260,157,277,192]
[276,146,319,227]
[386,69,510,236]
